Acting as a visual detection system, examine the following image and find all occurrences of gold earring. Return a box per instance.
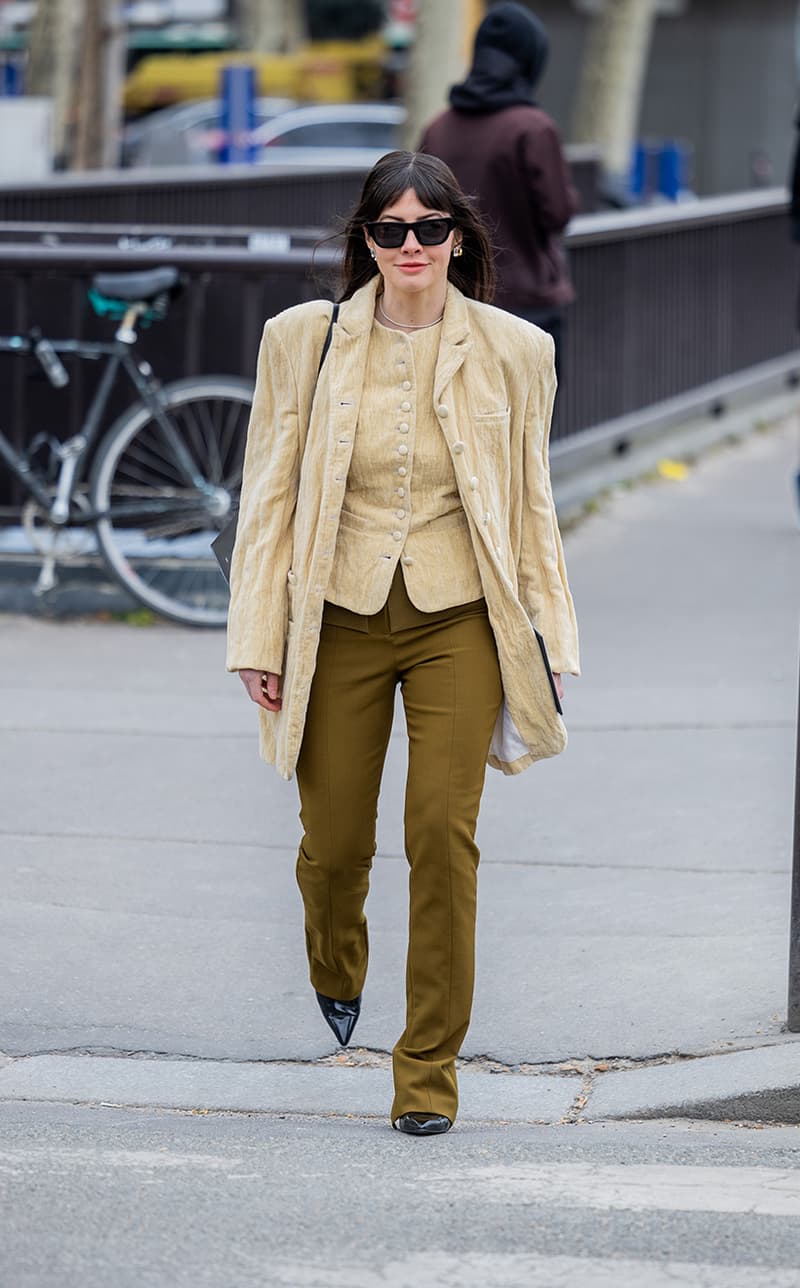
[453,244,463,258]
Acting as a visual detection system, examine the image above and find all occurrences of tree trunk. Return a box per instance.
[237,0,305,53]
[26,0,58,96]
[402,0,484,149]
[72,0,126,170]
[26,0,83,168]
[571,0,659,178]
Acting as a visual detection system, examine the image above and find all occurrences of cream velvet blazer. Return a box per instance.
[226,276,580,780]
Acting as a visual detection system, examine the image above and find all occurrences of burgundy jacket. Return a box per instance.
[419,105,579,314]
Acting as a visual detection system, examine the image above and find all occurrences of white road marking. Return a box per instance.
[424,1163,800,1217]
[266,1253,800,1288]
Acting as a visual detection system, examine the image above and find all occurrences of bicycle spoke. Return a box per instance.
[218,399,249,476]
[93,381,251,626]
[173,403,211,481]
[194,399,225,485]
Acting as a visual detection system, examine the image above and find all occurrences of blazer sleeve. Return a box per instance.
[225,320,299,675]
[517,333,580,676]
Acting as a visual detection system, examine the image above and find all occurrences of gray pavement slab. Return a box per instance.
[0,416,798,1092]
[586,1044,800,1123]
[0,1053,578,1122]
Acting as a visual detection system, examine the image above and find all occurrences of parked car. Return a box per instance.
[122,97,296,168]
[251,103,405,168]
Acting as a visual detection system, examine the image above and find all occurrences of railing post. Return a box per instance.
[789,646,800,1031]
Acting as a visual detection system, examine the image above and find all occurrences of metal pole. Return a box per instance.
[788,644,800,1030]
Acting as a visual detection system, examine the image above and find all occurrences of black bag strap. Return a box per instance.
[317,301,339,378]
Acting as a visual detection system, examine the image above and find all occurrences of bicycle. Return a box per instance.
[0,266,253,627]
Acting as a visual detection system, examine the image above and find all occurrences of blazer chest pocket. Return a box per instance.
[472,406,510,422]
[470,408,511,472]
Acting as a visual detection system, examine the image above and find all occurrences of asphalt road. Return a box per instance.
[2,1106,800,1287]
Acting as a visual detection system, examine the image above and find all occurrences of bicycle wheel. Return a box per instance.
[91,375,253,627]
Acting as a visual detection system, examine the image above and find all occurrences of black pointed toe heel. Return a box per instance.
[392,1112,452,1136]
[315,991,361,1047]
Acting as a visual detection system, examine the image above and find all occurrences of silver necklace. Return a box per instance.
[377,298,444,330]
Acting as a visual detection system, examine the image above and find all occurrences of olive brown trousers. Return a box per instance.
[295,569,503,1125]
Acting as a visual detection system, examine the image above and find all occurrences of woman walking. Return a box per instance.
[227,151,579,1136]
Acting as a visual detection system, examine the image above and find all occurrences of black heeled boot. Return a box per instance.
[315,991,361,1047]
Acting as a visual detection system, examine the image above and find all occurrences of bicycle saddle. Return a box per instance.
[90,267,179,303]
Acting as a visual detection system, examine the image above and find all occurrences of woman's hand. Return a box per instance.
[553,673,564,703]
[239,668,283,712]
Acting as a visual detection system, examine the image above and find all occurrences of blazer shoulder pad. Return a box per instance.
[263,298,335,344]
[466,298,550,362]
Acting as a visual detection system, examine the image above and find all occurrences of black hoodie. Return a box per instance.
[449,2,549,114]
[419,4,578,313]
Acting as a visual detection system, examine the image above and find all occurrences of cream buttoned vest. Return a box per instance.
[325,317,483,614]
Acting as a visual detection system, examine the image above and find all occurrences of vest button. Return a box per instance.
[392,530,402,541]
[452,441,465,454]
[402,380,412,391]
[437,404,449,418]
[398,423,409,433]
[400,401,411,412]
[397,444,409,456]
[469,476,479,489]
[397,466,408,476]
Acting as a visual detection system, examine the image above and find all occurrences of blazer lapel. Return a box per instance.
[434,283,473,405]
[327,278,380,449]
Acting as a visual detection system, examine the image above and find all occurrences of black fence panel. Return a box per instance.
[0,149,601,229]
[0,168,366,231]
[552,190,799,443]
[0,190,797,513]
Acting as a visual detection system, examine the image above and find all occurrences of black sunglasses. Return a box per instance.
[366,217,456,249]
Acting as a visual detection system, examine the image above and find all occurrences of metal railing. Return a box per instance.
[0,188,797,513]
[0,147,601,227]
[556,188,799,447]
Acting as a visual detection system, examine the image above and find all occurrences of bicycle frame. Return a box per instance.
[0,326,218,525]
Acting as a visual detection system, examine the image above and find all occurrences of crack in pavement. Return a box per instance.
[1,1040,794,1074]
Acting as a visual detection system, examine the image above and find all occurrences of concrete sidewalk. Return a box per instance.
[0,416,798,1126]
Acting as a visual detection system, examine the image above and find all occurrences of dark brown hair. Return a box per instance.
[338,150,495,303]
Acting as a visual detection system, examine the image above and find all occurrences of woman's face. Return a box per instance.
[365,187,460,299]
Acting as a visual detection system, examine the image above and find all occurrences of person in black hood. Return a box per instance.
[419,2,578,377]
[449,0,549,114]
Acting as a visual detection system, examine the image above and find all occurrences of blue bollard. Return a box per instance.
[1,58,23,96]
[659,140,690,201]
[219,65,256,165]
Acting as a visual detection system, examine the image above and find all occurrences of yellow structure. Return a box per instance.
[124,36,387,114]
